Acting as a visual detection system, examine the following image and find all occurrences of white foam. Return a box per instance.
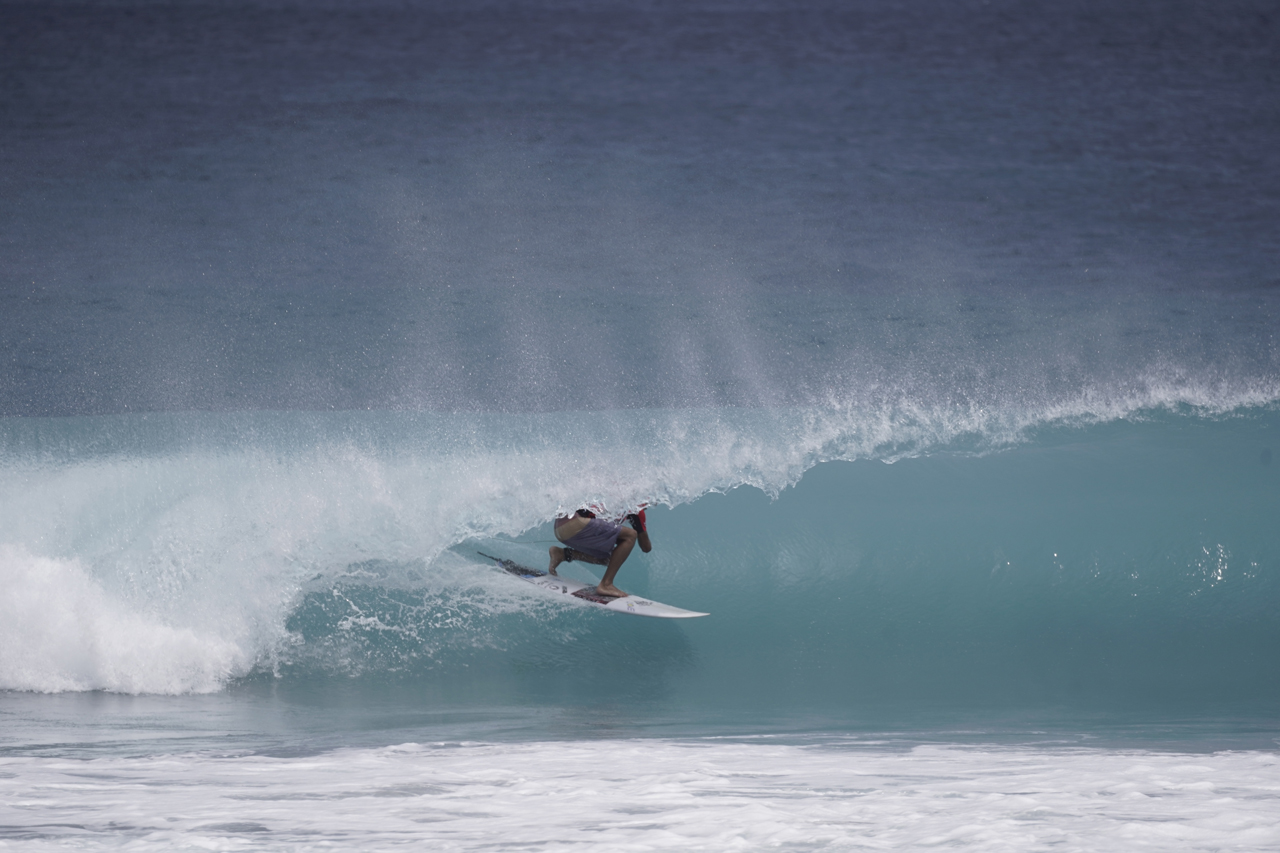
[1,739,1276,851]
[0,546,253,693]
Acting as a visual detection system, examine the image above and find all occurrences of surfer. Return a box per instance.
[548,508,651,598]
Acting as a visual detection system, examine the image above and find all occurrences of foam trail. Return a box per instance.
[1,739,1277,851]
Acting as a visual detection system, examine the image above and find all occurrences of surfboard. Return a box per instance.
[478,552,708,618]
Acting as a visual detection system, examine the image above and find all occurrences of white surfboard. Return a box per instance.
[479,552,708,618]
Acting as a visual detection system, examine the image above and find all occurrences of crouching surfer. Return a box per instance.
[549,509,651,598]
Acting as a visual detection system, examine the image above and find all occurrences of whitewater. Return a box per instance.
[3,733,1279,851]
[3,0,1279,849]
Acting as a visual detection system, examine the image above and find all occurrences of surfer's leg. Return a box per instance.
[596,527,637,598]
[550,546,608,575]
[567,547,608,565]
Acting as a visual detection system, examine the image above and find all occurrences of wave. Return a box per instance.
[0,382,1276,699]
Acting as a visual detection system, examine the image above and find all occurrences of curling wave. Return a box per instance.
[0,381,1277,701]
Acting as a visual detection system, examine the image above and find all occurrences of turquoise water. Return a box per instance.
[2,0,1278,848]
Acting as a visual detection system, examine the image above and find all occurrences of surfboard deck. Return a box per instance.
[478,552,708,618]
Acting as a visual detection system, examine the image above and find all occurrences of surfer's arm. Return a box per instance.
[628,513,652,553]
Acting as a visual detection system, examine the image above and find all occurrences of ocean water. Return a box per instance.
[2,0,1279,849]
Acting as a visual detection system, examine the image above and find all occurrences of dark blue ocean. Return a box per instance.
[2,1,1278,848]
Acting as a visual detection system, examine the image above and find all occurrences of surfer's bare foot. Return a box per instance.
[594,583,627,598]
[548,546,565,576]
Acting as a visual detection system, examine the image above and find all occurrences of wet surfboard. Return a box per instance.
[478,552,709,618]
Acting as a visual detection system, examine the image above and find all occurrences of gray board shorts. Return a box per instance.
[559,518,622,560]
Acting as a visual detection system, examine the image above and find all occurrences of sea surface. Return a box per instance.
[2,0,1279,849]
